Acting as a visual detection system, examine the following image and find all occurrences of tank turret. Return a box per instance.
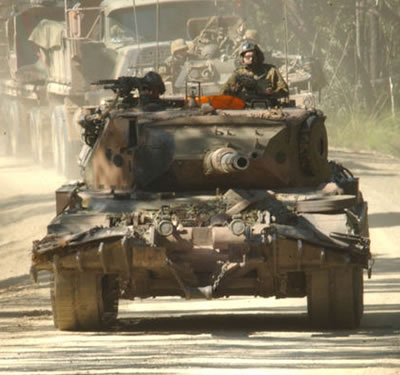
[78,80,331,192]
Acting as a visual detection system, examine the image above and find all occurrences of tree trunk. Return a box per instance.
[285,0,313,55]
[353,0,376,110]
[368,1,380,86]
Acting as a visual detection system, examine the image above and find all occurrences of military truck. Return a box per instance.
[0,0,109,176]
[0,2,11,155]
[0,1,11,80]
[31,76,371,331]
[0,0,232,176]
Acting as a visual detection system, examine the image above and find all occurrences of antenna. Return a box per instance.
[155,0,160,71]
[132,0,141,71]
[283,0,290,100]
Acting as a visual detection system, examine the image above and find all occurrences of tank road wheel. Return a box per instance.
[307,267,363,329]
[51,271,119,331]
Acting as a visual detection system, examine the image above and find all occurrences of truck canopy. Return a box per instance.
[29,19,64,50]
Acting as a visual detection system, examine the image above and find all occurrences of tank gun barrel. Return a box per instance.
[204,148,250,175]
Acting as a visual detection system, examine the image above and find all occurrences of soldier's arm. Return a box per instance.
[221,73,239,95]
[269,67,289,98]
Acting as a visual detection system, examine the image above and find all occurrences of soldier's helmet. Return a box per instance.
[243,29,258,43]
[239,40,265,64]
[240,40,256,55]
[170,38,189,56]
[143,71,166,96]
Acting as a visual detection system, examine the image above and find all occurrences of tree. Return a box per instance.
[246,0,399,116]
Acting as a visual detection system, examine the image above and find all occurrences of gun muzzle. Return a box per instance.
[204,147,250,175]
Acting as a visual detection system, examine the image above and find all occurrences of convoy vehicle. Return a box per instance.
[0,0,233,176]
[0,0,105,176]
[31,77,371,331]
[161,14,326,108]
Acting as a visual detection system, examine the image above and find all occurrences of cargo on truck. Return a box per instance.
[0,0,232,176]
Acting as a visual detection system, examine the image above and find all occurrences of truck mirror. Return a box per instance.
[68,10,82,38]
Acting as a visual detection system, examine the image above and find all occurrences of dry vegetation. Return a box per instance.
[251,0,400,157]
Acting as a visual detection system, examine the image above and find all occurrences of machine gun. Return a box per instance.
[234,74,285,108]
[236,74,259,91]
[79,77,147,147]
[92,76,150,100]
[93,75,186,109]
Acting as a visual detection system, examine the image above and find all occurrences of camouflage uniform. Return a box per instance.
[223,63,288,100]
[223,42,288,103]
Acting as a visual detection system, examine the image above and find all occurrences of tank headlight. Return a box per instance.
[229,219,246,236]
[156,220,174,237]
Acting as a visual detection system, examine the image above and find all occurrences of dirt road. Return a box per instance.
[0,151,399,375]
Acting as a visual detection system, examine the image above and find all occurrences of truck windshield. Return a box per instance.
[108,1,226,43]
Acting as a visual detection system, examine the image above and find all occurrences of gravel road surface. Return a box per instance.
[0,150,399,374]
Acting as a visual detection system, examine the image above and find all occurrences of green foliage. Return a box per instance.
[326,110,400,157]
[243,0,400,156]
[245,1,400,107]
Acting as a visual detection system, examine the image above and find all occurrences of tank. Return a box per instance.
[31,76,371,331]
[161,14,326,109]
[162,15,241,95]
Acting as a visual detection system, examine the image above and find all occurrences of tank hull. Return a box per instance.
[32,183,369,330]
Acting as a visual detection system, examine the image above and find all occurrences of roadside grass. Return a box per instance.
[325,111,400,158]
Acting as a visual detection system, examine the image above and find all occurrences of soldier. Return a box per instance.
[162,38,196,87]
[140,71,166,111]
[222,41,288,104]
[232,29,259,60]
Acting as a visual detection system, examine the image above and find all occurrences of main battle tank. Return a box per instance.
[31,76,371,331]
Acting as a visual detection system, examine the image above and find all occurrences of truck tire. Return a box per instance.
[51,271,119,331]
[307,266,363,329]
